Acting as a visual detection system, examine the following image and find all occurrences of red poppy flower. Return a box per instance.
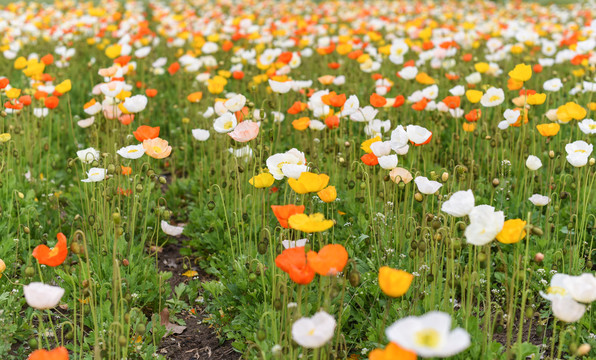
[32,233,68,267]
[465,109,481,122]
[327,62,340,69]
[442,96,460,109]
[361,153,378,166]
[19,95,32,106]
[370,93,387,107]
[325,115,339,129]
[29,346,68,360]
[0,78,9,89]
[462,53,473,62]
[44,96,59,109]
[306,244,348,276]
[392,95,405,108]
[133,125,160,142]
[167,62,180,75]
[145,89,158,97]
[271,205,305,228]
[275,247,315,285]
[232,71,244,80]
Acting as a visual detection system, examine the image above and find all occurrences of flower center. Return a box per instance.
[548,286,566,296]
[153,146,162,153]
[224,121,233,130]
[415,329,441,348]
[489,95,500,102]
[48,247,59,257]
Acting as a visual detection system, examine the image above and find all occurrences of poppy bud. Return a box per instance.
[112,212,121,224]
[256,328,266,341]
[549,150,555,159]
[531,227,543,236]
[492,178,500,187]
[118,335,127,347]
[257,241,267,255]
[107,164,116,174]
[135,184,143,192]
[414,193,423,202]
[441,172,449,182]
[71,242,81,255]
[136,323,146,335]
[348,270,360,287]
[577,344,591,356]
[25,266,35,277]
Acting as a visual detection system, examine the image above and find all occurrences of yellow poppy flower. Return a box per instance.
[536,123,560,137]
[527,93,546,105]
[378,266,414,298]
[508,63,532,82]
[288,213,334,233]
[317,186,337,203]
[496,219,527,244]
[55,79,72,94]
[288,172,330,194]
[249,172,275,188]
[465,90,483,104]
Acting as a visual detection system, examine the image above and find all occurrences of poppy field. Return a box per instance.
[0,0,595,359]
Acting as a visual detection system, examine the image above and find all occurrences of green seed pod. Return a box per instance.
[273,299,283,310]
[136,323,146,335]
[118,335,127,347]
[207,201,216,210]
[28,338,38,348]
[248,273,257,282]
[256,328,266,341]
[112,212,121,224]
[257,241,268,255]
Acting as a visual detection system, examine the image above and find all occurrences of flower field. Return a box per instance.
[0,0,595,359]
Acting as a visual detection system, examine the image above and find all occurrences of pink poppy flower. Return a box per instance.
[228,120,260,142]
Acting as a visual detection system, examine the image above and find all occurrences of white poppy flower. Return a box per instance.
[266,148,306,180]
[161,220,184,237]
[566,274,596,303]
[378,155,398,170]
[268,79,292,93]
[526,155,542,170]
[464,205,505,246]
[386,311,471,358]
[350,106,378,122]
[77,147,100,164]
[117,144,145,159]
[99,81,124,98]
[578,119,596,135]
[33,108,49,118]
[390,125,409,154]
[480,87,505,107]
[414,176,442,195]
[341,95,359,116]
[213,113,237,133]
[24,282,65,310]
[398,66,418,80]
[134,46,151,58]
[281,164,309,179]
[81,168,106,183]
[291,311,336,349]
[282,239,308,249]
[551,297,586,323]
[84,101,102,115]
[441,190,475,217]
[449,85,465,96]
[192,129,210,141]
[309,120,326,131]
[122,95,148,113]
[528,194,550,206]
[370,141,392,157]
[543,78,563,92]
[406,125,432,145]
[224,94,246,112]
[77,117,95,128]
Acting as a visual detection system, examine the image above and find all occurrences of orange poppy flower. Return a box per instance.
[369,342,416,360]
[0,78,9,89]
[145,89,158,97]
[465,109,481,122]
[445,73,460,80]
[442,96,460,109]
[327,62,340,69]
[361,153,378,166]
[462,53,473,62]
[277,52,293,63]
[222,40,233,52]
[510,108,529,127]
[34,90,48,100]
[271,205,305,228]
[536,123,560,137]
[287,101,307,114]
[133,125,160,142]
[45,96,59,109]
[533,64,543,73]
[411,98,428,111]
[187,92,203,103]
[462,122,476,132]
[392,95,405,108]
[306,244,348,276]
[370,93,387,107]
[121,166,132,175]
[40,54,54,65]
[114,55,131,67]
[19,95,32,106]
[232,71,244,80]
[33,233,68,267]
[325,115,339,129]
[167,62,180,75]
[403,60,415,67]
[292,117,311,131]
[348,50,363,60]
[507,78,524,91]
[275,247,315,285]
[328,93,346,108]
[29,346,68,360]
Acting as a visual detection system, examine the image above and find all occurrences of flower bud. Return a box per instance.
[534,252,544,263]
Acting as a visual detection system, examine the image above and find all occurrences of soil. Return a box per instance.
[156,239,241,360]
